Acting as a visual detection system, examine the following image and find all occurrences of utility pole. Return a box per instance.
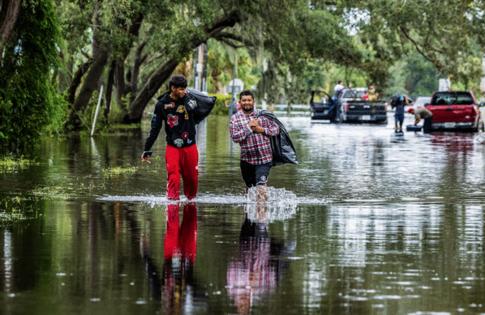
[202,44,208,93]
[229,53,238,117]
[193,44,206,91]
[480,54,485,102]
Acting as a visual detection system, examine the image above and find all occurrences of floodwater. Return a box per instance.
[1,113,485,314]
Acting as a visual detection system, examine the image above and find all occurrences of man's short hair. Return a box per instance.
[169,75,188,89]
[239,90,254,100]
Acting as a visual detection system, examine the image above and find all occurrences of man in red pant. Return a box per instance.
[141,75,199,200]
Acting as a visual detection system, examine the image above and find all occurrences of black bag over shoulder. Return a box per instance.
[187,88,217,124]
[258,110,298,166]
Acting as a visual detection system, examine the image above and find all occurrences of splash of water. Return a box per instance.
[474,133,485,144]
[244,186,298,223]
[97,187,328,212]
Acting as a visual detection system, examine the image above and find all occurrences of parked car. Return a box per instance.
[412,96,431,110]
[406,96,431,114]
[426,91,484,131]
[310,88,387,123]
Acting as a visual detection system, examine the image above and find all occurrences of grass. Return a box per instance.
[102,166,138,177]
[0,156,39,172]
[0,195,41,225]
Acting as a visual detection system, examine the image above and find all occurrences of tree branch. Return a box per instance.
[124,10,241,123]
[399,26,444,71]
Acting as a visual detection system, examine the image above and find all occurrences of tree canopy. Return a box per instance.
[1,0,485,152]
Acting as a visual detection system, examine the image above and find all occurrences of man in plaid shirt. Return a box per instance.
[230,90,279,195]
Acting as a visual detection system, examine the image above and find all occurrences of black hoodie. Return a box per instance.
[144,92,198,151]
[143,90,216,152]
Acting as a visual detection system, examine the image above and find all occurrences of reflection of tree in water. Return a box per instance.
[226,211,294,315]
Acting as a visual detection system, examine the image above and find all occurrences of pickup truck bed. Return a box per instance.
[427,91,483,131]
[310,90,387,123]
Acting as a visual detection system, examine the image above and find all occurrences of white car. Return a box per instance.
[413,96,431,110]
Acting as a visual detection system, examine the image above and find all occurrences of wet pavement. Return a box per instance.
[1,113,485,314]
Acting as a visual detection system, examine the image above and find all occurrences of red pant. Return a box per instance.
[163,203,198,263]
[165,144,198,200]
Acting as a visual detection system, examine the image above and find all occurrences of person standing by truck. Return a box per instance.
[367,84,379,101]
[330,80,345,122]
[414,106,433,133]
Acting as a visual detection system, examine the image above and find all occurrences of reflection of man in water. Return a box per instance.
[162,203,197,313]
[226,202,289,315]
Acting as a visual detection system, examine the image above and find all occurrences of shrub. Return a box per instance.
[210,93,233,116]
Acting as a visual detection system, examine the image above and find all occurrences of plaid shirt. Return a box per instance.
[230,109,279,165]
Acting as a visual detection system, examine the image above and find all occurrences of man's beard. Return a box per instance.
[242,106,253,113]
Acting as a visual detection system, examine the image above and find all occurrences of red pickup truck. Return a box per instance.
[426,91,484,131]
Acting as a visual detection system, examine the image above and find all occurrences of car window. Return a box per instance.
[431,92,474,105]
[342,90,366,99]
[313,92,330,103]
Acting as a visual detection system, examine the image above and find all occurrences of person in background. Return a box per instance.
[391,94,412,133]
[414,106,433,133]
[333,80,345,95]
[367,84,379,101]
[330,80,345,122]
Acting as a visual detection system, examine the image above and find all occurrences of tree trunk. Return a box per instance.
[65,0,109,131]
[66,50,108,130]
[114,59,128,113]
[112,13,145,115]
[0,0,21,51]
[123,58,179,123]
[123,11,241,124]
[67,60,93,104]
[130,41,146,104]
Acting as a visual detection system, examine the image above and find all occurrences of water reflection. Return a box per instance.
[227,201,294,314]
[136,202,199,313]
[161,203,198,313]
[3,116,485,313]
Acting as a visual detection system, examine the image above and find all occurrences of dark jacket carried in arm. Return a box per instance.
[258,110,298,166]
[144,90,216,152]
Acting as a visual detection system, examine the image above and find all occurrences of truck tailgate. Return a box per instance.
[345,101,386,114]
[428,105,477,123]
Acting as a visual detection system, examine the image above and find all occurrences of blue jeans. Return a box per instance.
[329,97,340,121]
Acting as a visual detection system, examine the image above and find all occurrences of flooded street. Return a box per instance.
[2,114,485,314]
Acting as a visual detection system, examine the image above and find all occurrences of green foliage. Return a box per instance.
[403,53,440,96]
[0,195,42,225]
[210,93,232,115]
[0,156,39,173]
[0,0,65,152]
[206,40,259,94]
[102,166,137,177]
